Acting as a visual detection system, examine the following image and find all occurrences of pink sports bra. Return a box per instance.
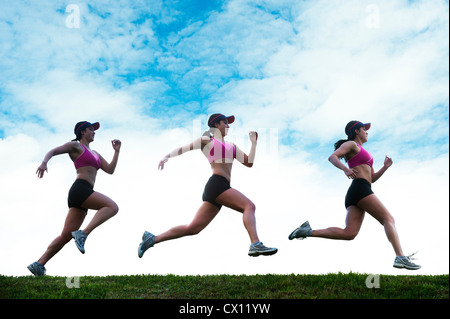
[74,144,101,170]
[206,138,236,164]
[348,144,373,169]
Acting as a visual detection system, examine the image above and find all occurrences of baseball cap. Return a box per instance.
[73,121,100,140]
[345,121,370,136]
[208,114,235,127]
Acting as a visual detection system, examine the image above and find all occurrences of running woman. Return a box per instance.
[288,121,420,270]
[138,113,277,257]
[27,121,121,276]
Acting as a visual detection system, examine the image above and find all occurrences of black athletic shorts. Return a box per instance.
[345,178,374,208]
[202,174,231,210]
[68,179,94,213]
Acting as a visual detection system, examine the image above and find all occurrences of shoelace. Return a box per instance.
[405,251,419,261]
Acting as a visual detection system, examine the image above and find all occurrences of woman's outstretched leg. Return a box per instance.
[289,206,365,240]
[138,202,220,258]
[311,206,365,240]
[154,202,220,244]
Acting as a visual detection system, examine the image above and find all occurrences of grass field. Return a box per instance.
[1,273,448,299]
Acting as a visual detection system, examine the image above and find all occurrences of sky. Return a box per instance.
[0,0,448,278]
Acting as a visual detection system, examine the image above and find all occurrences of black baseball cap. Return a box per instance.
[345,121,370,136]
[208,114,235,127]
[73,121,100,140]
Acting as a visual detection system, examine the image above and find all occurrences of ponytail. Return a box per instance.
[333,139,350,161]
[334,139,349,152]
[333,129,357,161]
[72,133,81,142]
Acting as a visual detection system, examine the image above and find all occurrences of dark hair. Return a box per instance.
[333,121,359,161]
[72,127,85,142]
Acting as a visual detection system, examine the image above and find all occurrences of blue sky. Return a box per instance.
[1,1,448,152]
[0,0,448,277]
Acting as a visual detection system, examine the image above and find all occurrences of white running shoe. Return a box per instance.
[27,261,46,276]
[248,241,278,257]
[138,231,155,258]
[72,230,88,254]
[288,221,312,240]
[393,253,421,270]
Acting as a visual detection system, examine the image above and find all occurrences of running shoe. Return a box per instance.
[72,230,88,254]
[248,241,278,257]
[393,252,421,270]
[288,221,313,240]
[27,261,46,277]
[138,231,155,258]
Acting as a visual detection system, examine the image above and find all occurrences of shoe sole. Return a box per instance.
[288,227,310,240]
[288,231,307,240]
[74,243,85,254]
[138,244,149,258]
[393,263,421,270]
[394,265,421,270]
[248,249,278,257]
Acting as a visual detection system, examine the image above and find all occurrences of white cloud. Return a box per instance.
[207,0,449,147]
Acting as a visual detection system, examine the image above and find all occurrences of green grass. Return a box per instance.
[1,273,448,299]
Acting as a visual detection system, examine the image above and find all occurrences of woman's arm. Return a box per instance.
[235,131,258,168]
[328,141,358,179]
[371,156,393,182]
[36,141,80,178]
[99,139,121,174]
[158,136,206,170]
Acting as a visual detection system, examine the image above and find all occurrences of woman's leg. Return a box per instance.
[37,207,86,265]
[216,188,259,244]
[80,191,119,235]
[357,194,404,256]
[154,202,220,244]
[310,205,365,240]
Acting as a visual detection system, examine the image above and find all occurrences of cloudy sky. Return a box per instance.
[0,0,448,278]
